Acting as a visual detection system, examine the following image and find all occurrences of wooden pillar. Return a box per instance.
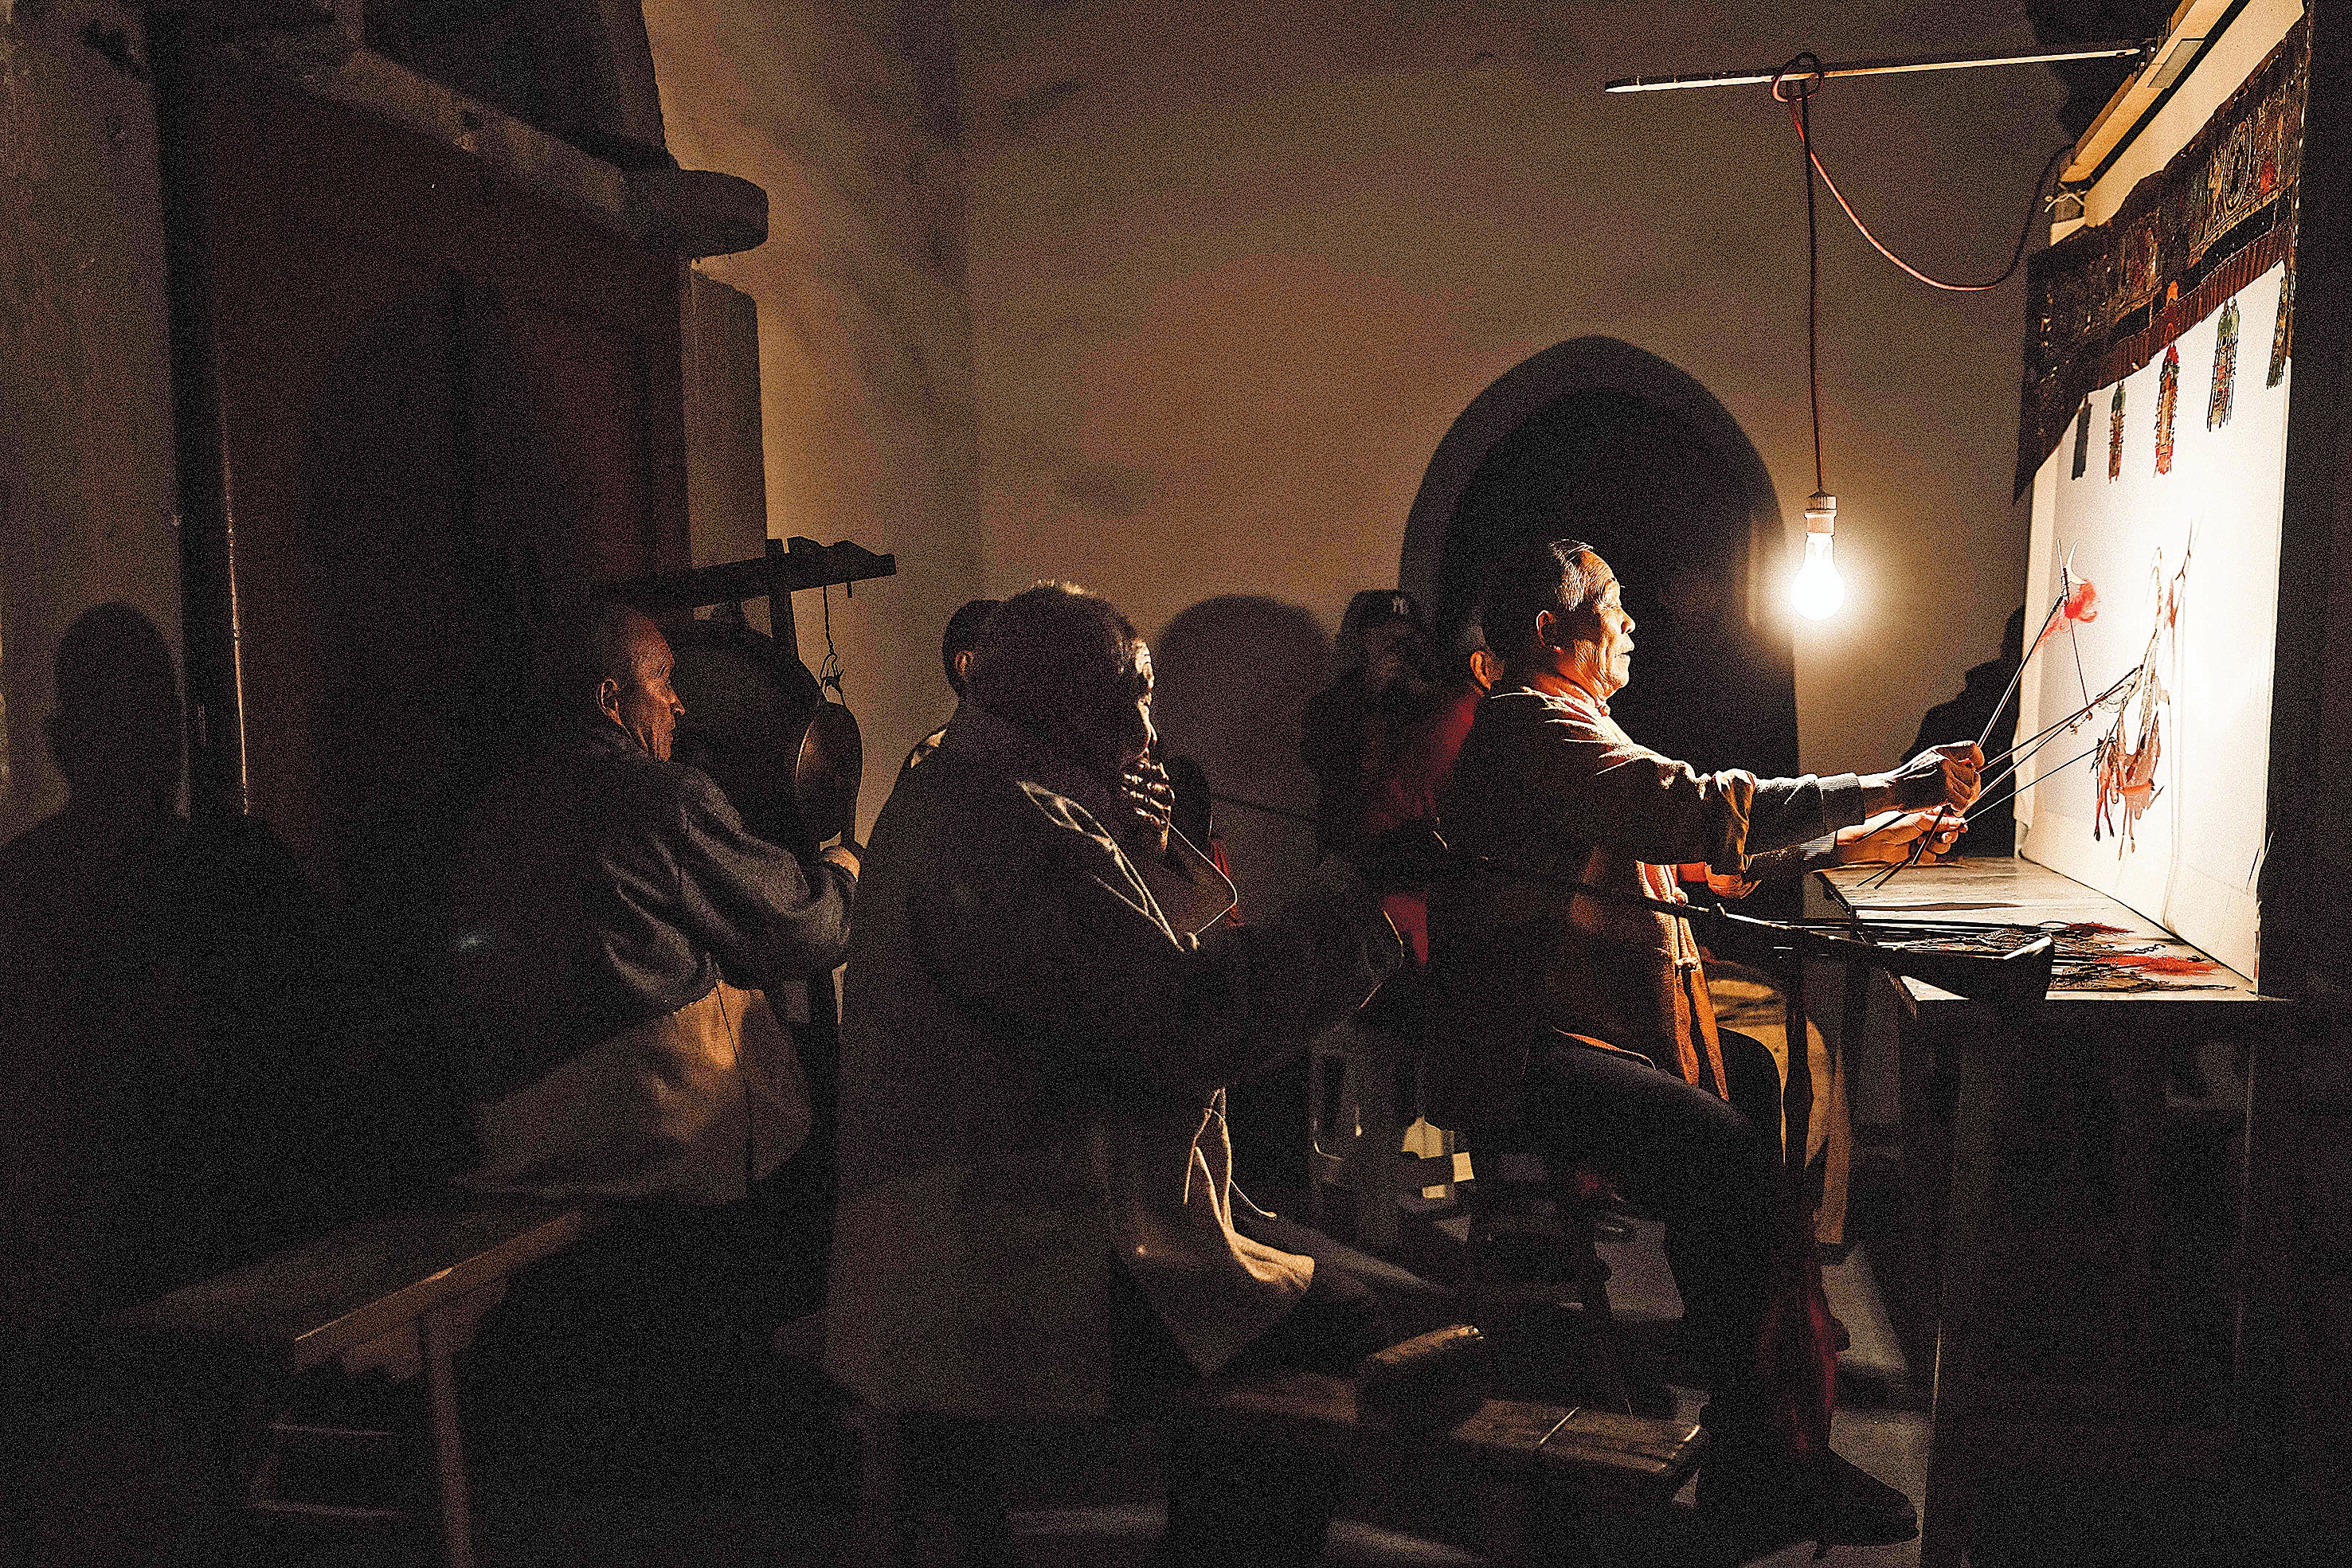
[421,1304,476,1568]
[148,15,251,819]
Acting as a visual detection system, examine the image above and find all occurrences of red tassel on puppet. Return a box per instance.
[2033,577,2100,654]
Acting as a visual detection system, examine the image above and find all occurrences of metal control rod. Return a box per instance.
[1604,39,2152,94]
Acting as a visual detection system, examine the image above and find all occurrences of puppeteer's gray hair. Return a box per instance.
[1477,539,1607,661]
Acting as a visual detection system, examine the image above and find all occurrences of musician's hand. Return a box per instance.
[1869,741,1982,813]
[822,841,862,880]
[1701,869,1759,901]
[1343,822,1456,896]
[1835,809,1963,867]
[1120,753,1176,858]
[1676,862,1757,902]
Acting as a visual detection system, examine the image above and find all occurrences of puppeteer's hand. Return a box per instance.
[1120,753,1176,858]
[1676,862,1757,902]
[1868,741,1982,813]
[1835,810,1963,867]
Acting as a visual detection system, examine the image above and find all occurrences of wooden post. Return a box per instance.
[1781,954,1813,1179]
[1919,1016,2016,1568]
[420,1303,476,1568]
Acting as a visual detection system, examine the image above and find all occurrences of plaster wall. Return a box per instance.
[644,0,980,836]
[955,0,2068,901]
[0,2,182,842]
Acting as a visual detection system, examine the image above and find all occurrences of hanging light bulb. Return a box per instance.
[1792,491,1845,621]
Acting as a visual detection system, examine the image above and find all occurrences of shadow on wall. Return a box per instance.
[1152,595,1331,913]
[0,605,344,1346]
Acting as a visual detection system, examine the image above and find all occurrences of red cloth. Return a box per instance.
[1757,1179,1840,1457]
[1356,683,1482,965]
[1207,836,1244,927]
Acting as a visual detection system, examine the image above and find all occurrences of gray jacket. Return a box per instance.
[444,721,854,1200]
[825,708,1400,1418]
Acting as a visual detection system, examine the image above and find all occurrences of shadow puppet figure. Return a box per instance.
[1,605,344,1568]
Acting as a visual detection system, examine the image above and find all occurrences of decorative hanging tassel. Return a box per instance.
[2208,298,2240,429]
[2154,344,2180,475]
[2107,382,2126,481]
[2072,399,2092,479]
[2268,252,2295,388]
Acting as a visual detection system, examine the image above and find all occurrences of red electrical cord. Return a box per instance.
[1786,55,1827,495]
[1771,54,2070,295]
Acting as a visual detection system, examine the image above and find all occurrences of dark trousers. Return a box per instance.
[1520,1030,1787,1437]
[462,1191,831,1494]
[887,1231,1387,1568]
[1111,1226,1391,1568]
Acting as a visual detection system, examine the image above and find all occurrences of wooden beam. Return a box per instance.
[2061,0,2246,187]
[616,537,898,614]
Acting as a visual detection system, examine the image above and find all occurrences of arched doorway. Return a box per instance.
[1400,337,1798,779]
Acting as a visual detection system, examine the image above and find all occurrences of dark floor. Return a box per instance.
[229,1163,2345,1568]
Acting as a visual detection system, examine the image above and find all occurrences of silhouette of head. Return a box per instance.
[1452,616,1504,694]
[941,598,1001,698]
[46,602,183,819]
[965,583,1153,786]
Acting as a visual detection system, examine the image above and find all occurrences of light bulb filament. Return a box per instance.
[1793,527,1845,622]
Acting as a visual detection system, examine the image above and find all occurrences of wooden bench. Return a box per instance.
[849,1325,1701,1567]
[106,1200,598,1568]
[1190,1325,1706,1566]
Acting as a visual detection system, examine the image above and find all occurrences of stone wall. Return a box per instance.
[0,2,182,841]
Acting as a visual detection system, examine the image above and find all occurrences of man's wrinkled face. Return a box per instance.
[1538,558,1637,700]
[1057,635,1156,787]
[1114,642,1158,772]
[603,616,685,760]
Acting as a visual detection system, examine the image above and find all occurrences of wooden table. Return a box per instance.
[1814,857,2293,1568]
[108,1201,598,1567]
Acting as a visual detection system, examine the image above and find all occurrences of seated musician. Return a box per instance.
[441,601,858,1480]
[1357,617,1505,966]
[900,596,1000,776]
[1433,538,1979,1550]
[1300,588,1438,857]
[826,581,1430,1567]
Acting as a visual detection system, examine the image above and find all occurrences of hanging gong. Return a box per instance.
[667,612,863,852]
[793,700,863,847]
